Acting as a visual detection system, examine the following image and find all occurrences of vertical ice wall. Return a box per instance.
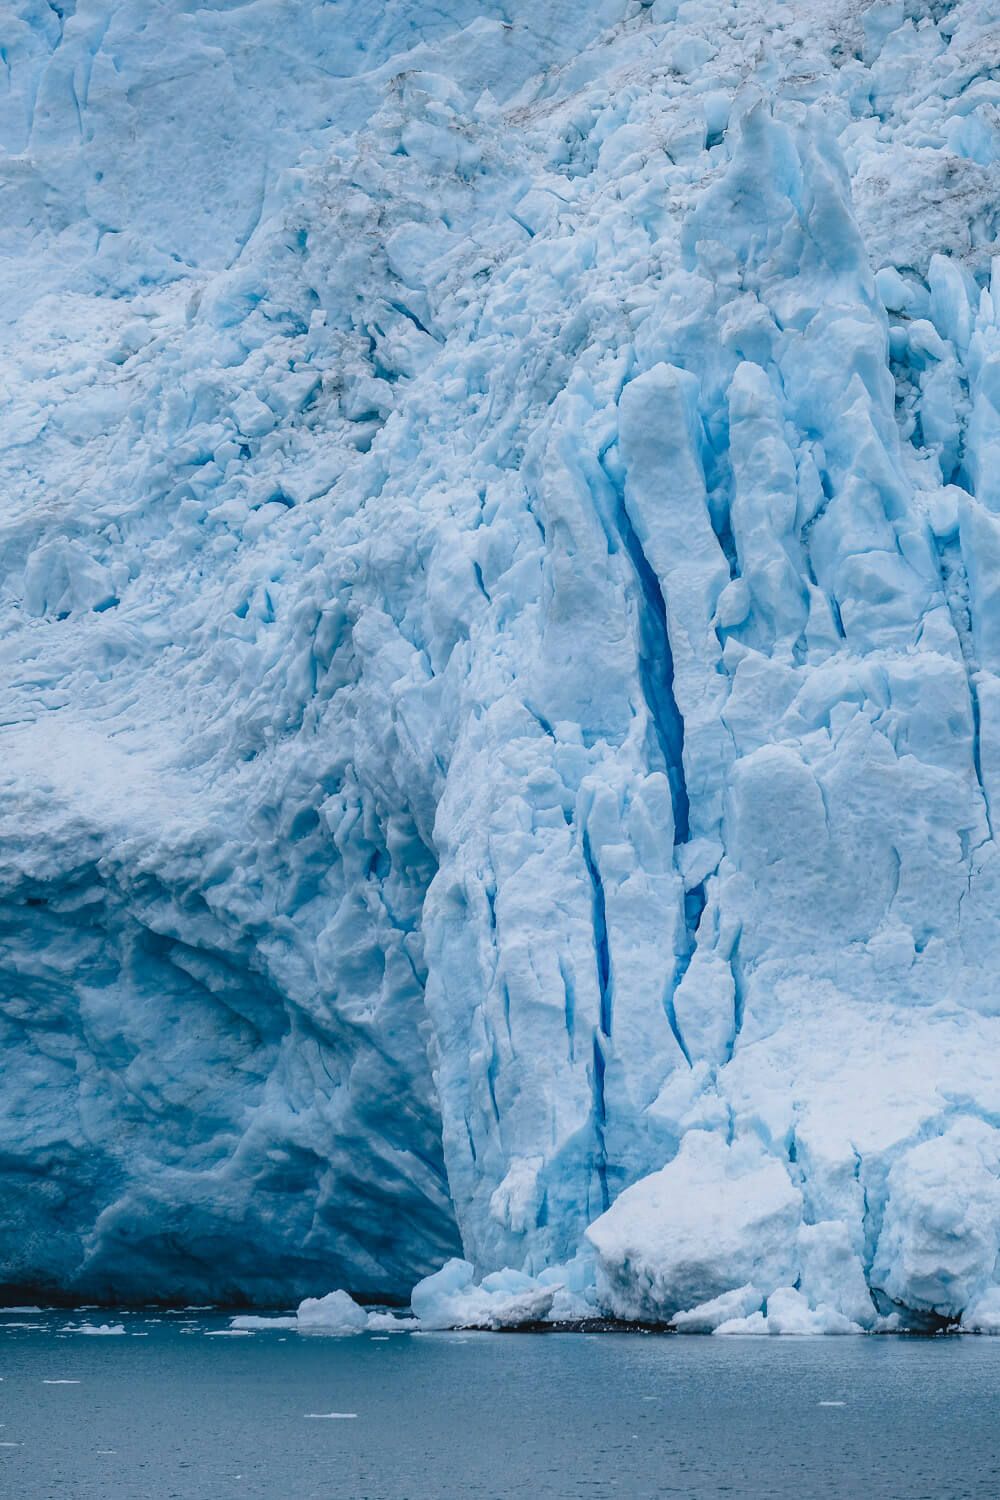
[4,0,1000,1318]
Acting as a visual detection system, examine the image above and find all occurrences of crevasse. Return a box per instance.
[4,0,1000,1327]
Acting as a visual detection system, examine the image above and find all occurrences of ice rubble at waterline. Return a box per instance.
[6,0,1000,1331]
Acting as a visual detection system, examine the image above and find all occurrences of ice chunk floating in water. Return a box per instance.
[296,1291,369,1336]
[5,0,1000,1328]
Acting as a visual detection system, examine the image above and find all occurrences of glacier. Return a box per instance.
[5,0,1000,1328]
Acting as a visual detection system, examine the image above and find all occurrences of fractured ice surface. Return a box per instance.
[6,0,1000,1324]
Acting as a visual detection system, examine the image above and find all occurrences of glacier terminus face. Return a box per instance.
[4,0,1000,1327]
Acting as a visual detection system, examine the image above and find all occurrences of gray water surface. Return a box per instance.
[0,1309,997,1499]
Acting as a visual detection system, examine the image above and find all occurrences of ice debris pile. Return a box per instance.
[6,0,1000,1329]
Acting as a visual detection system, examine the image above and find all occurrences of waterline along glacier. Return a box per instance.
[5,0,1000,1333]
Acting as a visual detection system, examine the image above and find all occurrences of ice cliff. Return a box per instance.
[4,0,1000,1324]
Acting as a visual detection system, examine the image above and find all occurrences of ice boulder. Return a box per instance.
[21,539,118,619]
[871,1119,1000,1319]
[409,1259,557,1329]
[586,1132,802,1322]
[296,1290,369,1335]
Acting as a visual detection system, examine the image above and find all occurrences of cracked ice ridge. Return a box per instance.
[4,0,1000,1328]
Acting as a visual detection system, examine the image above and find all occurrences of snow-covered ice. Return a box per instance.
[5,0,1000,1329]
